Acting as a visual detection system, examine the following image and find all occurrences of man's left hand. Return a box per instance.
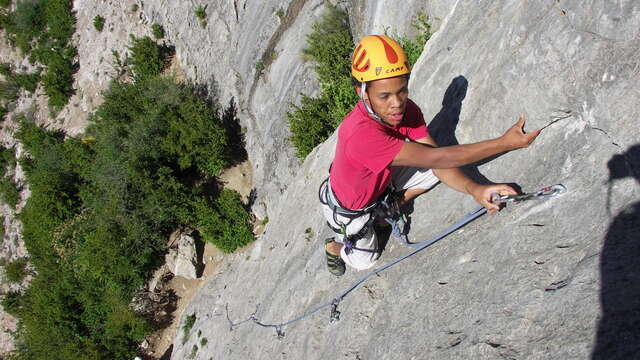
[468,183,517,214]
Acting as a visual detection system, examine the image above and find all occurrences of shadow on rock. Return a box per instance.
[593,144,640,359]
[427,75,495,185]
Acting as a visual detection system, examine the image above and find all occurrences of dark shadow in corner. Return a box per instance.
[222,97,248,166]
[592,144,640,360]
[159,344,173,360]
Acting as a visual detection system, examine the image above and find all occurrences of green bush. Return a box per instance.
[93,15,104,32]
[0,105,7,122]
[193,189,254,253]
[194,5,206,19]
[0,147,16,179]
[388,13,432,67]
[43,0,75,44]
[10,66,253,359]
[14,71,41,92]
[41,50,74,108]
[9,0,44,54]
[0,63,11,76]
[0,79,20,102]
[151,23,164,39]
[0,0,76,108]
[4,257,29,283]
[0,0,12,8]
[287,6,432,159]
[194,5,206,27]
[128,35,165,81]
[287,95,333,158]
[287,4,357,159]
[0,176,20,208]
[0,65,40,97]
[182,313,196,344]
[1,291,24,316]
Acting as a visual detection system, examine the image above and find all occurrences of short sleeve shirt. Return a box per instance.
[330,99,428,210]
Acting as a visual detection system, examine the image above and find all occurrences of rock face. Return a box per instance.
[172,231,199,280]
[142,0,326,219]
[170,1,640,359]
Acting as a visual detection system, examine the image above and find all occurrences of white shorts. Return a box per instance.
[322,167,439,270]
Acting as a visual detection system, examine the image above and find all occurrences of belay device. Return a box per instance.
[226,184,567,338]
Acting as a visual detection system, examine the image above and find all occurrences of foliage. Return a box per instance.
[0,145,19,208]
[128,35,165,81]
[151,23,164,39]
[287,4,358,159]
[1,0,44,54]
[275,7,285,19]
[1,291,24,316]
[194,5,206,27]
[287,6,433,159]
[0,176,20,208]
[42,0,75,44]
[4,257,29,283]
[92,15,104,32]
[0,0,11,8]
[0,65,40,101]
[0,79,20,102]
[193,189,254,253]
[182,313,196,344]
[254,59,264,79]
[9,71,254,358]
[13,71,41,93]
[41,49,75,109]
[388,12,432,67]
[0,146,17,171]
[194,5,206,19]
[0,0,76,108]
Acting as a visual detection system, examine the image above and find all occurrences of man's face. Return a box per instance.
[360,76,409,126]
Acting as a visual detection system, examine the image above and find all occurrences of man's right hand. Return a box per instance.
[500,114,541,150]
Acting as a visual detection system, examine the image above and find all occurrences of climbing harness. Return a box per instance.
[227,184,567,338]
[319,177,406,255]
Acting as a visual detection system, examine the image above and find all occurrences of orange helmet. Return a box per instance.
[351,35,410,82]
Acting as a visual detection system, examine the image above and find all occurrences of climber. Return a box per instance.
[319,35,540,276]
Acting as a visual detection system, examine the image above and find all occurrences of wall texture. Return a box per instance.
[170,1,640,359]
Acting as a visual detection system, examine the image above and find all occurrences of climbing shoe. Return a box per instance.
[324,238,345,277]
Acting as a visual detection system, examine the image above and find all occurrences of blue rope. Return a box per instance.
[226,205,488,338]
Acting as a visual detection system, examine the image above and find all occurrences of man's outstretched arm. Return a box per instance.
[392,114,540,170]
[407,115,537,213]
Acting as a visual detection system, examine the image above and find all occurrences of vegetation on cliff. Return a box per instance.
[0,0,76,108]
[4,35,254,359]
[287,5,431,159]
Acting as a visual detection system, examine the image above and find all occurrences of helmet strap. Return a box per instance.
[359,82,392,127]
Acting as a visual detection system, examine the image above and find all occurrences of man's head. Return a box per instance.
[351,35,411,126]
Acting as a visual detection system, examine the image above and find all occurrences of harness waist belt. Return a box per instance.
[319,178,377,217]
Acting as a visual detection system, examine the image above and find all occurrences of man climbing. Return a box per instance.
[320,35,540,276]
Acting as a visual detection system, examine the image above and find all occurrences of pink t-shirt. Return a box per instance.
[330,99,429,210]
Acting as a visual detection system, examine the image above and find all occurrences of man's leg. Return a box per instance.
[400,187,429,207]
[321,203,380,272]
[392,167,440,206]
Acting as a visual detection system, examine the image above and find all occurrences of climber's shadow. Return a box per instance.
[592,144,640,360]
[427,75,494,185]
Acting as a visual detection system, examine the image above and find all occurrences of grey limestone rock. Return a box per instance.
[172,231,199,280]
[171,1,640,359]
